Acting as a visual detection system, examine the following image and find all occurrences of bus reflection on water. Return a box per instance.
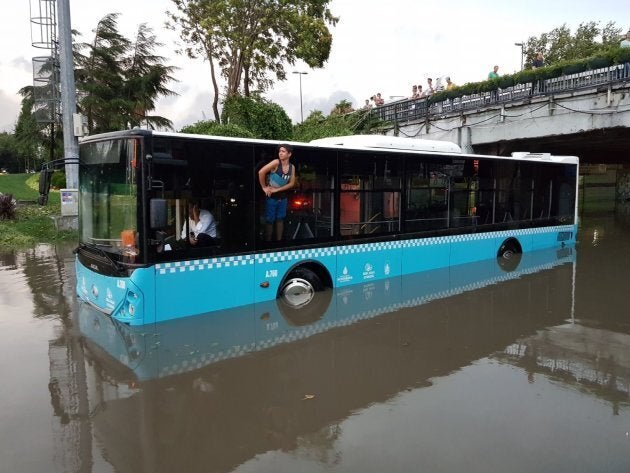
[77,246,575,472]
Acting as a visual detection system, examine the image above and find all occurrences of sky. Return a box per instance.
[0,0,627,133]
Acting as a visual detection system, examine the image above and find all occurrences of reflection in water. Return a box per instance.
[0,242,86,473]
[500,324,630,415]
[72,248,577,473]
[3,227,630,472]
[0,242,75,319]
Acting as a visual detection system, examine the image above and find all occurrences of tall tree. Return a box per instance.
[75,13,176,133]
[524,21,622,67]
[75,13,130,133]
[122,23,178,129]
[168,0,338,122]
[0,133,20,173]
[329,99,353,116]
[14,86,52,172]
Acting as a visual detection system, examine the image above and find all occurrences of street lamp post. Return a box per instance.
[514,42,525,71]
[292,71,307,122]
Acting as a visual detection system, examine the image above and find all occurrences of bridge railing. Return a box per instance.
[372,62,630,124]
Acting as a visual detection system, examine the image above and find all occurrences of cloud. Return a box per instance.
[0,90,19,132]
[157,90,214,130]
[10,56,31,72]
[308,90,357,116]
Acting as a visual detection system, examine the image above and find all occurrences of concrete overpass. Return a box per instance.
[374,64,630,163]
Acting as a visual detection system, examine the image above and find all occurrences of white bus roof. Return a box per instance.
[103,130,578,164]
[310,135,462,154]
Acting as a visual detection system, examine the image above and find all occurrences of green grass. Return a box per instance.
[0,173,75,248]
[0,173,61,204]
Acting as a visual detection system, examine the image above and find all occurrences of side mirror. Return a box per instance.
[38,169,53,205]
[149,198,167,229]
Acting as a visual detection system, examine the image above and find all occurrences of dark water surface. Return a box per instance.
[1,216,629,473]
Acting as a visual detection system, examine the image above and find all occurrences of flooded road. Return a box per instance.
[1,215,629,473]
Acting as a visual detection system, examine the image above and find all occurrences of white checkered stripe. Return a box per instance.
[156,255,255,275]
[256,321,338,349]
[336,303,403,325]
[338,241,403,255]
[402,259,567,307]
[154,225,574,275]
[255,247,336,264]
[402,225,574,248]
[492,225,574,238]
[158,342,256,377]
[155,322,339,377]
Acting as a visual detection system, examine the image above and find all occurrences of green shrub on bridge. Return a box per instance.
[430,46,630,105]
[608,46,630,65]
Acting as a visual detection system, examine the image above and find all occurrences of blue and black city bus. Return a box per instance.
[74,131,578,325]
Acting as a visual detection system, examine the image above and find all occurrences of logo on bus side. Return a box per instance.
[106,288,115,309]
[363,263,375,280]
[337,266,353,283]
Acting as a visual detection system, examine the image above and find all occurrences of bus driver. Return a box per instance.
[258,144,296,241]
[181,201,218,246]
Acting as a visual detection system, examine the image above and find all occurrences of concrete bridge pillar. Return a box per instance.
[616,166,630,200]
[457,126,474,154]
[615,164,630,219]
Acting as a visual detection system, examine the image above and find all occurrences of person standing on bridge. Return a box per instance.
[531,52,545,94]
[621,31,630,79]
[488,66,500,101]
[420,78,434,97]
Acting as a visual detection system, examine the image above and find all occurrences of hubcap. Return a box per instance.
[281,278,314,308]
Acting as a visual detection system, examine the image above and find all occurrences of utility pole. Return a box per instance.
[293,71,307,123]
[57,0,78,189]
[514,42,525,72]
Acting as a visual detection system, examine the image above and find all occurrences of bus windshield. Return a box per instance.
[79,138,140,257]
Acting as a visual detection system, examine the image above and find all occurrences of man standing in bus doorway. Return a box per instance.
[258,144,296,241]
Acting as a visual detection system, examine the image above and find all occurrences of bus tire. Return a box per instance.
[277,268,332,326]
[497,238,522,272]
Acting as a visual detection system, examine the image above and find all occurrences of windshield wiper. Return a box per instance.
[79,242,125,274]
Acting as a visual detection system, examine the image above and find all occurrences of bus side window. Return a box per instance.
[340,152,401,237]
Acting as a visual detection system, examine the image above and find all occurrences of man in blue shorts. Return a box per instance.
[258,144,296,241]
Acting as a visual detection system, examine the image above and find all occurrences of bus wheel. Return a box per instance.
[497,238,522,272]
[278,268,332,326]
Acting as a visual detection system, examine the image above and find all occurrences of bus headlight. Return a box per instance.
[124,291,140,318]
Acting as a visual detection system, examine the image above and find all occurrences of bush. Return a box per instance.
[609,46,630,65]
[0,193,16,220]
[497,75,515,89]
[180,120,255,138]
[587,56,612,69]
[221,95,293,140]
[477,79,497,93]
[50,171,66,189]
[428,91,448,104]
[561,62,587,75]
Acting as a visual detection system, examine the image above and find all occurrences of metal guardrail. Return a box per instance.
[371,62,630,124]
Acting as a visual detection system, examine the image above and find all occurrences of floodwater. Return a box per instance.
[1,215,629,473]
